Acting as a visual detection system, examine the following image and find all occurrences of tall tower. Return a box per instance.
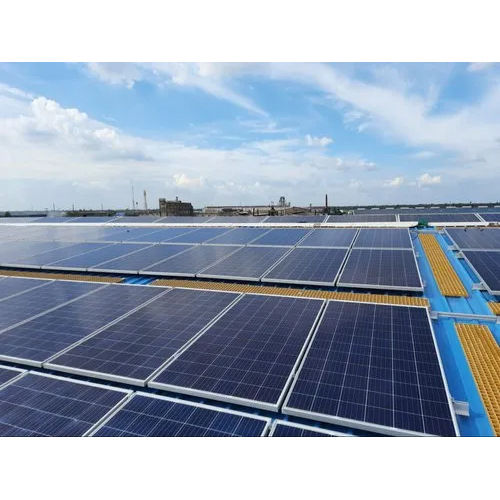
[143,190,148,211]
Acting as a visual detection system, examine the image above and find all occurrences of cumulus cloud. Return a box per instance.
[385,176,405,187]
[467,62,495,72]
[173,173,204,188]
[305,134,333,147]
[417,173,441,186]
[411,150,436,159]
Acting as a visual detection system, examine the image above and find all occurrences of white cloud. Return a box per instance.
[385,176,405,187]
[467,62,495,72]
[411,150,436,159]
[305,134,333,147]
[417,173,441,186]
[173,173,204,188]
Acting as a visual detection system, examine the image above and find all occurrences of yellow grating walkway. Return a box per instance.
[152,278,429,307]
[0,269,123,284]
[488,302,500,315]
[455,323,500,436]
[419,233,468,297]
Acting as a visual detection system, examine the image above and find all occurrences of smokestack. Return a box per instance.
[325,194,328,209]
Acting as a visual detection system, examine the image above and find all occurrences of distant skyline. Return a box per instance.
[0,62,499,211]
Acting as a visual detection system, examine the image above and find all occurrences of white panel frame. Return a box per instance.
[268,419,352,437]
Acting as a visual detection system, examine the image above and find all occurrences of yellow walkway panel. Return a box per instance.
[455,323,500,436]
[419,233,467,297]
[488,302,500,316]
[0,269,123,284]
[152,278,429,308]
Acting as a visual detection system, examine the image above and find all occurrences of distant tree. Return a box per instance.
[4,211,11,217]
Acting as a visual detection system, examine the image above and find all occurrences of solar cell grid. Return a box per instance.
[249,229,310,247]
[446,228,500,250]
[198,246,289,281]
[462,251,500,295]
[262,247,348,286]
[92,393,270,436]
[0,284,165,366]
[479,213,500,222]
[90,244,192,273]
[354,229,412,249]
[205,228,270,245]
[269,420,347,437]
[264,215,326,223]
[327,214,396,222]
[143,245,240,276]
[283,301,458,436]
[150,294,324,410]
[0,365,25,388]
[0,241,71,264]
[0,277,50,301]
[0,280,103,333]
[127,227,195,243]
[166,227,232,244]
[0,373,130,436]
[46,288,240,385]
[337,248,423,291]
[298,229,357,248]
[399,213,480,223]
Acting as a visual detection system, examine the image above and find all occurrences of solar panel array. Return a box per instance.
[446,228,500,250]
[283,301,457,436]
[354,228,412,249]
[0,365,25,388]
[399,213,480,223]
[462,251,500,295]
[92,393,270,437]
[327,214,396,223]
[269,420,347,437]
[150,294,324,410]
[298,228,357,248]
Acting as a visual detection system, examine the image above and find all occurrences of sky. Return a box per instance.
[0,62,499,211]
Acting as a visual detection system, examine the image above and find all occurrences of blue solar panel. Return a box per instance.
[10,242,109,268]
[0,365,25,388]
[70,217,117,223]
[205,228,270,245]
[208,216,268,223]
[125,227,196,243]
[269,421,346,437]
[262,248,348,286]
[156,216,212,223]
[114,216,162,223]
[298,229,358,248]
[92,393,270,436]
[0,280,104,332]
[399,213,480,223]
[283,301,458,436]
[446,228,500,250]
[143,245,240,276]
[167,228,232,244]
[0,373,129,436]
[479,213,500,223]
[250,229,310,246]
[31,217,73,223]
[45,243,149,270]
[47,288,239,384]
[0,277,49,301]
[118,228,167,241]
[150,294,324,410]
[337,249,422,291]
[327,214,396,222]
[198,246,289,281]
[354,229,412,249]
[90,244,192,273]
[264,215,326,223]
[0,241,71,265]
[0,284,165,366]
[462,251,500,295]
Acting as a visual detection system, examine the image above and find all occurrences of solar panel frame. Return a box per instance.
[149,293,326,411]
[261,247,349,286]
[353,228,413,250]
[460,250,500,295]
[268,420,351,437]
[89,391,272,437]
[0,284,169,368]
[282,300,459,437]
[44,288,242,386]
[478,213,500,223]
[444,227,500,251]
[337,248,424,292]
[0,364,26,389]
[0,371,131,437]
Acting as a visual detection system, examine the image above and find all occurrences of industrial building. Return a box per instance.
[159,197,194,217]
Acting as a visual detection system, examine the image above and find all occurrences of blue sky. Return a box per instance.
[0,62,499,210]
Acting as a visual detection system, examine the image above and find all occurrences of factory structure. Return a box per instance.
[159,197,194,217]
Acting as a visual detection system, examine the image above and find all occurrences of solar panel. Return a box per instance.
[0,217,41,223]
[262,248,348,286]
[0,241,72,265]
[46,288,240,385]
[354,229,412,249]
[445,228,500,250]
[90,244,192,274]
[264,215,326,223]
[71,217,117,223]
[143,245,240,277]
[0,277,50,301]
[91,393,271,437]
[198,246,289,281]
[156,216,213,224]
[150,294,324,410]
[462,251,500,295]
[0,280,104,333]
[114,216,162,223]
[283,301,458,436]
[327,214,396,223]
[45,243,150,270]
[269,420,348,437]
[30,217,73,223]
[479,213,500,223]
[399,213,480,223]
[208,216,268,224]
[0,284,165,366]
[205,228,270,245]
[118,227,168,242]
[10,242,110,268]
[249,229,310,246]
[166,227,232,244]
[298,229,358,248]
[337,249,422,291]
[0,372,130,436]
[0,365,25,389]
[123,227,196,243]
